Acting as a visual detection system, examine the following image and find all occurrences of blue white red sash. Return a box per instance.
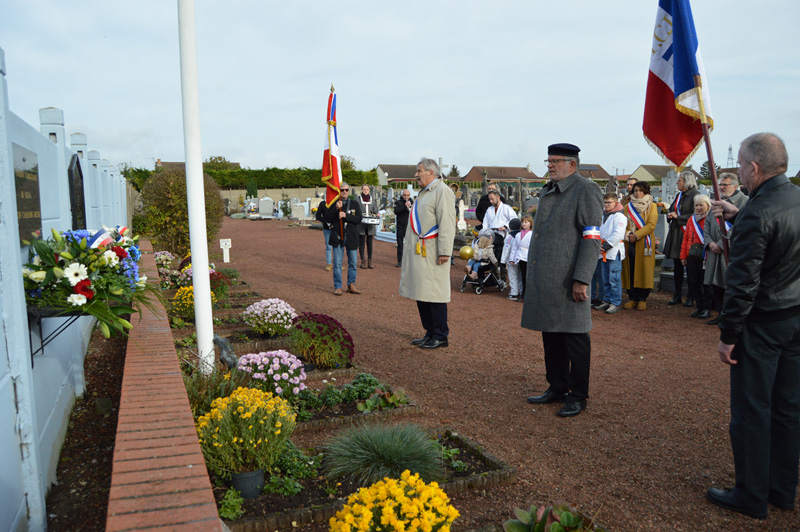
[582,226,601,240]
[409,189,439,242]
[690,215,704,245]
[87,230,113,249]
[674,192,686,232]
[626,203,652,252]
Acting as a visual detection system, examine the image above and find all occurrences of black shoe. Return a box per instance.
[395,262,402,268]
[696,310,711,319]
[527,390,568,404]
[683,298,694,307]
[590,298,602,306]
[410,336,431,346]
[557,400,587,417]
[706,487,767,520]
[667,296,681,305]
[419,338,448,349]
[690,309,701,318]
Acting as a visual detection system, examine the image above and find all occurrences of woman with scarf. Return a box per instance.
[663,170,700,306]
[680,194,713,319]
[621,181,658,310]
[357,184,379,269]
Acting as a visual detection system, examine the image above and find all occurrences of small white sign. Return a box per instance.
[219,239,232,263]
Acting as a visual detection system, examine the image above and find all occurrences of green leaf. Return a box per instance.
[32,240,57,266]
[533,509,550,532]
[549,524,565,532]
[560,512,576,527]
[513,507,532,523]
[503,520,530,532]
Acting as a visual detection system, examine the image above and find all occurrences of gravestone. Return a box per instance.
[67,154,87,230]
[258,197,274,219]
[13,143,41,244]
[457,199,467,232]
[291,203,307,220]
[523,196,539,213]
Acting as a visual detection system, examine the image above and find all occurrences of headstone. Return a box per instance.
[457,199,467,232]
[523,196,539,213]
[470,192,480,208]
[67,154,86,230]
[291,203,307,220]
[259,197,274,219]
[13,143,41,244]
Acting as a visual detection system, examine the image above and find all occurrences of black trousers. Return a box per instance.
[686,258,712,310]
[541,331,591,401]
[416,301,449,341]
[729,314,800,512]
[518,260,528,299]
[396,226,407,263]
[359,235,374,261]
[672,259,685,297]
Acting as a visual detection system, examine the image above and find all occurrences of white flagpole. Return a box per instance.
[177,0,214,372]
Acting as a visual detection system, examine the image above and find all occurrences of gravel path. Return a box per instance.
[217,216,798,532]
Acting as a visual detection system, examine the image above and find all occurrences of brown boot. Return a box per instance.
[368,259,374,269]
[360,261,367,269]
[347,284,361,294]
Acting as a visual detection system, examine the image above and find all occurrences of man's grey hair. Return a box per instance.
[488,189,501,198]
[679,171,697,190]
[740,132,789,176]
[340,181,350,190]
[719,172,739,186]
[693,194,711,209]
[418,158,440,176]
[566,156,580,167]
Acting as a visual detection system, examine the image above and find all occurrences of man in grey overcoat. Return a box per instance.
[399,159,456,349]
[523,144,603,417]
[703,172,748,324]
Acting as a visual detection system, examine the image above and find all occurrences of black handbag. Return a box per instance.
[688,243,704,260]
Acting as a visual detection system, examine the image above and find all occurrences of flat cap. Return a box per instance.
[547,143,580,157]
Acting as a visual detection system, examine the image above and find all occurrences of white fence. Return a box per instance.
[0,47,128,532]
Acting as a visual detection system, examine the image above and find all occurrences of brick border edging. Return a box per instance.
[106,242,222,532]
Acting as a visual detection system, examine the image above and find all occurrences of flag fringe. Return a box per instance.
[675,90,715,131]
[642,133,706,173]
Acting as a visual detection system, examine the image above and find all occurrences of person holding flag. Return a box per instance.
[324,183,362,295]
[620,181,658,311]
[399,159,455,350]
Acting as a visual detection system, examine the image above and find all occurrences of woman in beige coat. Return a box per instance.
[621,181,658,310]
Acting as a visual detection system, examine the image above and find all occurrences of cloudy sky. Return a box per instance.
[2,1,798,178]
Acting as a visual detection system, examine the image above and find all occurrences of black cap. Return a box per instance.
[509,218,521,231]
[548,143,580,157]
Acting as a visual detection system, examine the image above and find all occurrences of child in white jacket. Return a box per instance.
[593,193,627,313]
[507,214,533,302]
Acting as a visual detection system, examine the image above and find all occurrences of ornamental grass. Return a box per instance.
[171,285,217,319]
[196,387,296,478]
[242,298,297,337]
[329,470,460,532]
[323,423,442,485]
[290,312,354,369]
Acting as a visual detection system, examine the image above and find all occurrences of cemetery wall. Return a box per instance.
[0,47,128,532]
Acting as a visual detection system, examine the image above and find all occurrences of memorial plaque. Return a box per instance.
[14,143,41,245]
[67,154,87,230]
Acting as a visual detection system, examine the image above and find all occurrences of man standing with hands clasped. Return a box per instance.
[399,158,455,350]
[705,133,800,520]
[522,143,602,417]
[323,182,362,296]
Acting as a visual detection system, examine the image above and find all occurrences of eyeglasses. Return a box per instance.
[719,183,733,188]
[341,188,350,191]
[544,158,569,165]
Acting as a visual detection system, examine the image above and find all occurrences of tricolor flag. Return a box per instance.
[321,86,343,208]
[87,230,113,249]
[643,0,712,170]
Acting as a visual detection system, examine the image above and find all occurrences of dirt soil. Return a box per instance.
[44,216,800,532]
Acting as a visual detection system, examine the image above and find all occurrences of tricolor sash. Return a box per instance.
[626,203,653,256]
[582,226,601,240]
[87,230,113,249]
[674,192,686,232]
[691,215,706,259]
[410,191,439,256]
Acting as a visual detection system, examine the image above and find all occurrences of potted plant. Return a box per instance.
[329,470,460,532]
[290,312,355,369]
[242,298,297,337]
[236,350,307,400]
[22,226,159,337]
[196,386,296,498]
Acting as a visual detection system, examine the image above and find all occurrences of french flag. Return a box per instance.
[321,86,343,208]
[643,0,712,170]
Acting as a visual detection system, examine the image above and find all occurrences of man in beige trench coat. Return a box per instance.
[523,143,603,417]
[398,158,456,349]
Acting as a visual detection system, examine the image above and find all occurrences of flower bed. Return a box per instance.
[222,428,516,532]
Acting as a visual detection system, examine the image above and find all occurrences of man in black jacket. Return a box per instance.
[393,189,412,267]
[705,133,800,520]
[475,182,505,226]
[323,182,362,295]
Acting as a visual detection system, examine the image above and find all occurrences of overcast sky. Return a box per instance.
[2,1,798,178]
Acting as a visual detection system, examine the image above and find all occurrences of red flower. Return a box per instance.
[112,246,129,259]
[74,279,95,299]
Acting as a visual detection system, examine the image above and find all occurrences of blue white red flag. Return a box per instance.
[87,230,113,249]
[643,0,713,171]
[321,87,342,208]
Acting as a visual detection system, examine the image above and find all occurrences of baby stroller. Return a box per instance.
[460,230,508,295]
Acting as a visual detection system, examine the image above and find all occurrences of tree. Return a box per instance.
[204,155,234,173]
[119,163,153,192]
[340,155,357,171]
[448,165,460,179]
[246,177,258,199]
[700,161,721,181]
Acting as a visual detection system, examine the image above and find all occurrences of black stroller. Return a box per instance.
[460,231,507,295]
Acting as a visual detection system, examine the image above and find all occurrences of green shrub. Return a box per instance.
[274,441,321,479]
[181,363,253,419]
[323,423,442,485]
[218,488,244,520]
[290,313,354,369]
[140,167,225,257]
[341,373,385,403]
